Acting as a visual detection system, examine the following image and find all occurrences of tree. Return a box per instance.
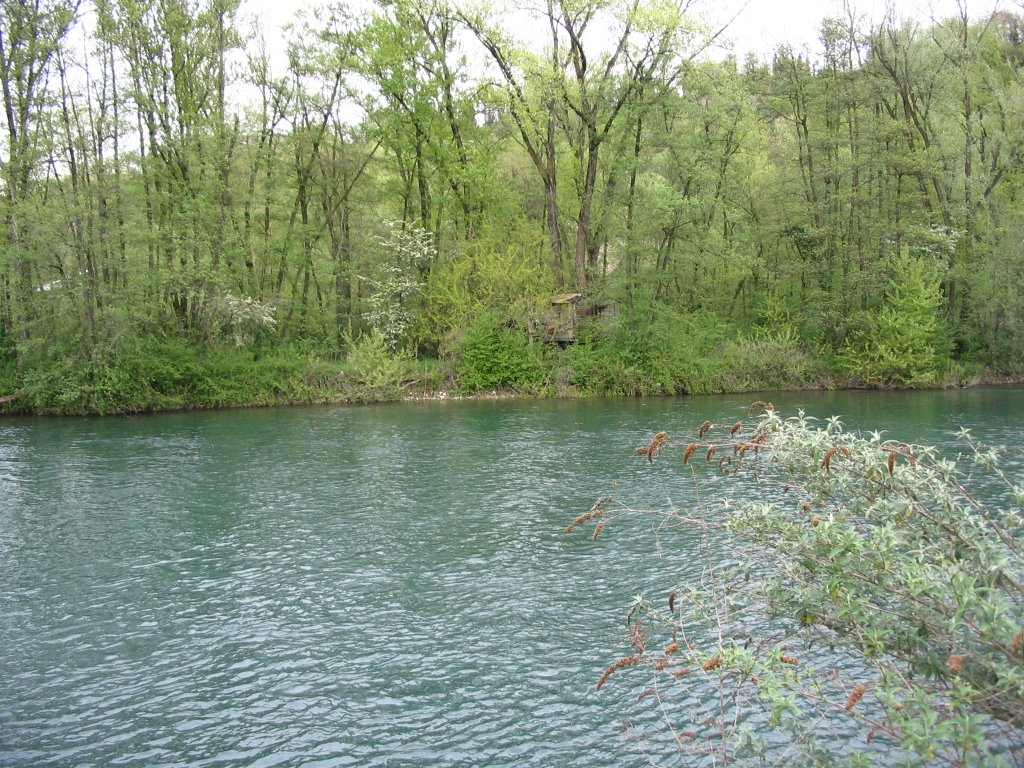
[2,0,1023,413]
[618,59,763,326]
[838,248,951,386]
[463,0,695,290]
[355,0,480,243]
[0,0,80,365]
[98,0,244,336]
[459,3,567,287]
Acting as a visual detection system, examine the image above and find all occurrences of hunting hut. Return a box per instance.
[533,293,615,344]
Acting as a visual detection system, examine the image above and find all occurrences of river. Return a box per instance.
[1,389,1022,767]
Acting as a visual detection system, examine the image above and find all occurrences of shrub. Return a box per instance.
[564,310,829,396]
[13,336,327,414]
[419,221,553,350]
[720,328,827,392]
[567,328,672,397]
[566,310,728,397]
[17,341,150,415]
[0,356,18,410]
[568,407,1024,765]
[340,329,413,401]
[363,220,435,350]
[205,292,277,348]
[838,254,950,386]
[455,313,542,394]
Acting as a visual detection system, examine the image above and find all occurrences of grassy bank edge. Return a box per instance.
[0,343,1020,417]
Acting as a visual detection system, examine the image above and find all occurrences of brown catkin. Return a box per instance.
[845,683,869,711]
[702,655,722,671]
[664,642,681,655]
[596,655,641,690]
[948,654,965,674]
[698,420,712,439]
[821,447,837,471]
[639,432,669,464]
[731,421,742,436]
[779,654,798,665]
[1013,631,1023,654]
[591,521,605,541]
[564,509,602,534]
[683,443,698,465]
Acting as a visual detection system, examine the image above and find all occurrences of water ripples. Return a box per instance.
[2,392,1023,767]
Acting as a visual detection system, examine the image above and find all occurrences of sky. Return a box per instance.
[238,0,1008,67]
[715,0,1005,59]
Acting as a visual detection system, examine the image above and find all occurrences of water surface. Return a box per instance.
[1,389,1021,767]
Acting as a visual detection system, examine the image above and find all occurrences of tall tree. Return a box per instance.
[464,0,694,290]
[0,0,80,364]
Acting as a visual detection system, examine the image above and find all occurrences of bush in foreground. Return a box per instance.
[568,406,1024,766]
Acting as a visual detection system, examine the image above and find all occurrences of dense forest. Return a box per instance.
[1,0,1023,414]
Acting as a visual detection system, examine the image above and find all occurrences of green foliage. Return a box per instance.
[0,353,17,399]
[454,313,543,394]
[838,254,950,386]
[564,311,824,396]
[720,328,828,392]
[566,329,671,397]
[420,221,553,347]
[340,328,414,401]
[961,205,1024,367]
[565,310,726,397]
[571,409,1024,765]
[12,337,331,415]
[2,0,1023,415]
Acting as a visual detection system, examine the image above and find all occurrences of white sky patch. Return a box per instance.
[227,0,1008,121]
[243,0,1008,58]
[715,0,1005,60]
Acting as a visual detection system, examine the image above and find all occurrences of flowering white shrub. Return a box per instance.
[363,220,435,349]
[213,293,277,347]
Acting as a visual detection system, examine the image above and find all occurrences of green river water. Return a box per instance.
[1,389,1022,767]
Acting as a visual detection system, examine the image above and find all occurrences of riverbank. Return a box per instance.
[1,341,1020,417]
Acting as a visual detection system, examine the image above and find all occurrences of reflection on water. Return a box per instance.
[1,390,1022,767]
